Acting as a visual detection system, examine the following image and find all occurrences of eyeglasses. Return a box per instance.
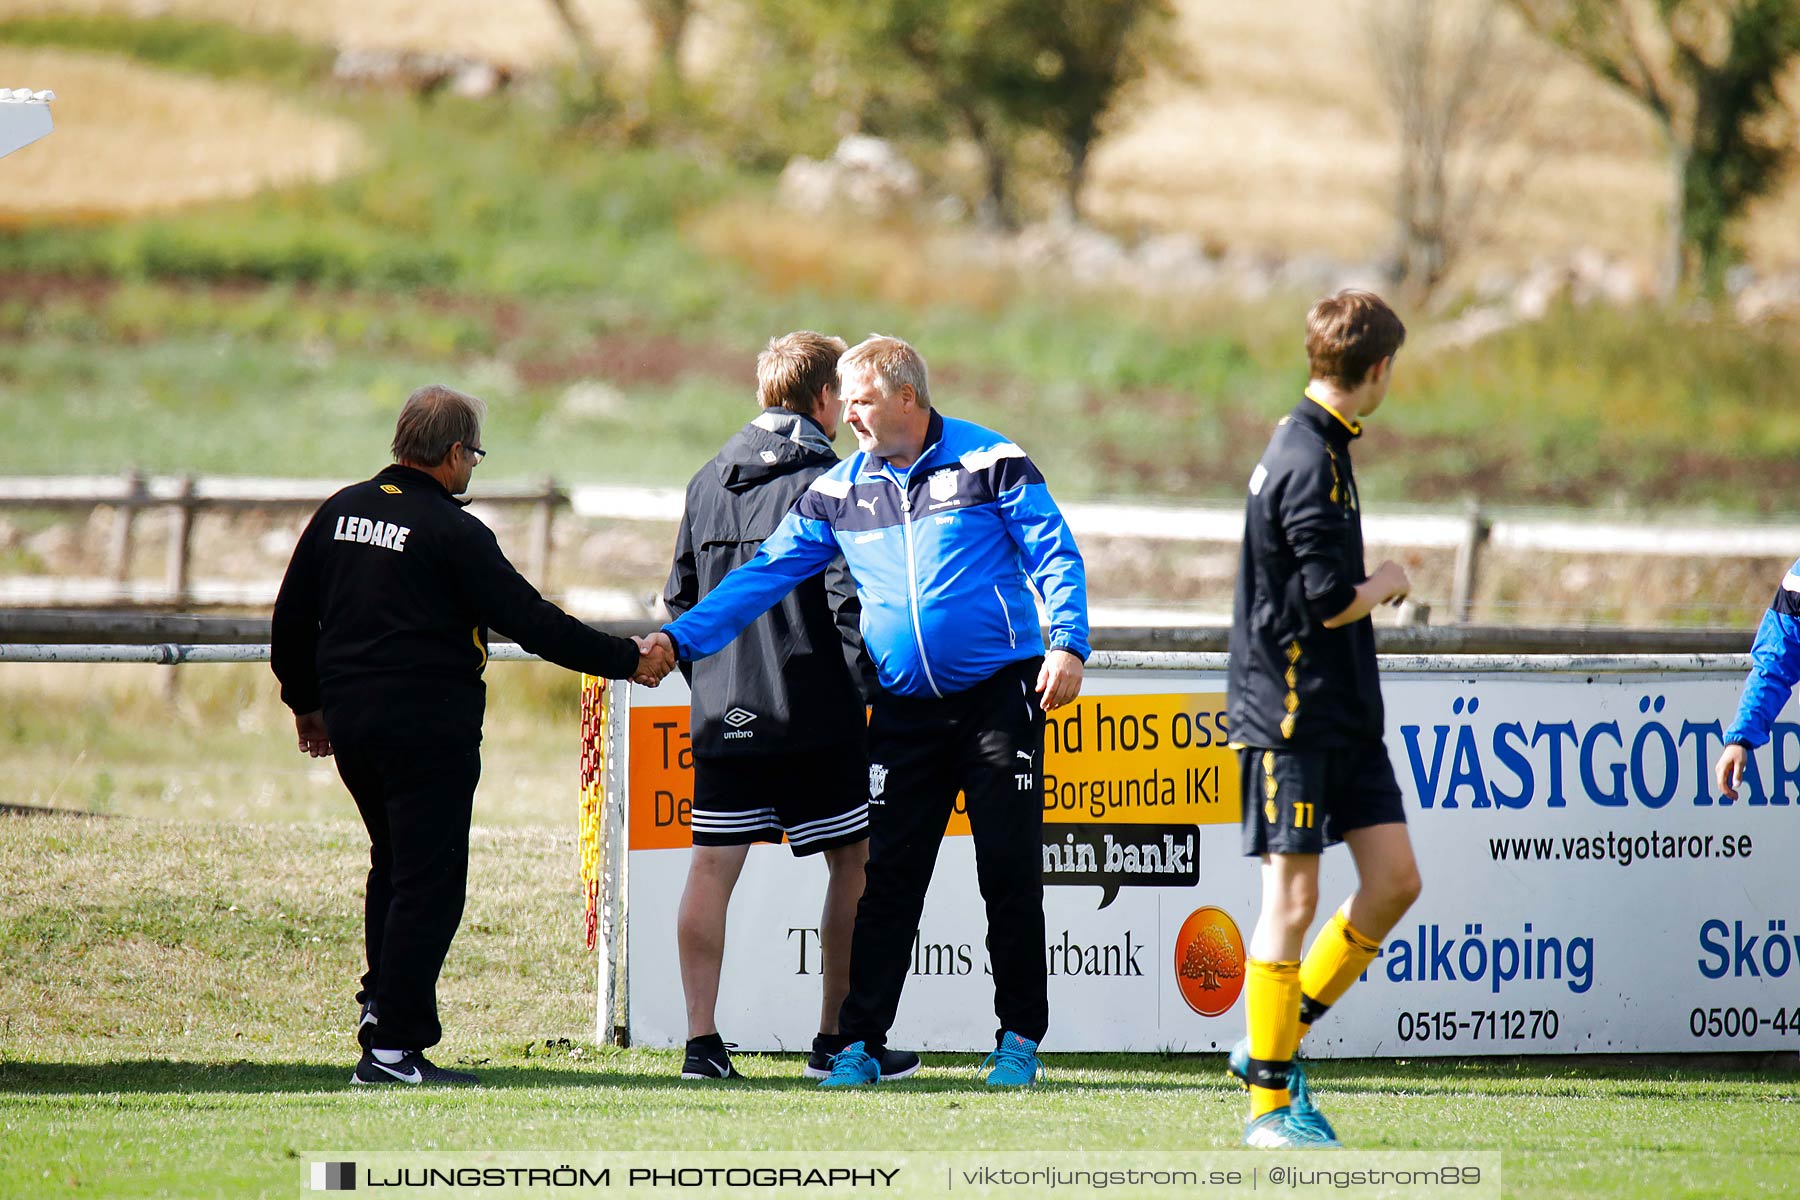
[466,444,487,463]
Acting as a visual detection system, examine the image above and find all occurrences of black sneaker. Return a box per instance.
[351,1049,479,1087]
[804,1035,921,1080]
[680,1034,740,1080]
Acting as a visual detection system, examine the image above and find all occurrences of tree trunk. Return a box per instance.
[1058,133,1091,226]
[544,0,606,79]
[646,0,690,88]
[961,105,1014,230]
[1661,134,1689,299]
[977,140,1013,230]
[1393,160,1419,289]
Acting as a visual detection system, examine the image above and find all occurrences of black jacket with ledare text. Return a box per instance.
[664,409,872,759]
[272,463,640,745]
[1227,396,1383,749]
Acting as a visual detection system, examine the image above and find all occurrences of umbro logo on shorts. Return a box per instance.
[724,708,757,728]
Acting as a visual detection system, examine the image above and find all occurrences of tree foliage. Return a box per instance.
[983,0,1190,222]
[642,0,694,82]
[744,0,1185,226]
[1508,0,1800,294]
[1366,0,1538,304]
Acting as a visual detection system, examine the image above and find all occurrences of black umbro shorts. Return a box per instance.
[1239,741,1407,856]
[690,743,869,856]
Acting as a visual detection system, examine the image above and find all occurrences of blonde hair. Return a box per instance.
[757,330,847,413]
[838,334,931,409]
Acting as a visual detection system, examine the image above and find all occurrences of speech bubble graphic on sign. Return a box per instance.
[1042,822,1200,908]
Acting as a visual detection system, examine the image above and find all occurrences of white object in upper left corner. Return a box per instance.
[0,86,54,160]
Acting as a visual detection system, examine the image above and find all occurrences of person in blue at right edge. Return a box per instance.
[642,334,1089,1090]
[1716,563,1800,804]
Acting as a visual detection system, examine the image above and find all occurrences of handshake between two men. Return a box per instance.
[632,631,677,687]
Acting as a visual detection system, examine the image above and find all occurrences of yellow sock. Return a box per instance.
[1245,958,1302,1117]
[1297,910,1382,1041]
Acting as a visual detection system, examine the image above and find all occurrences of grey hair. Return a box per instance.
[391,385,485,466]
[838,334,930,410]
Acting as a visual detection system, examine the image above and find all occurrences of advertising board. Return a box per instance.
[623,660,1794,1056]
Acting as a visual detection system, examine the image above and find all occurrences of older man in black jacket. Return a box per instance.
[273,384,665,1087]
[663,331,917,1083]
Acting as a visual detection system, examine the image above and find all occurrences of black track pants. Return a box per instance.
[837,658,1047,1049]
[331,734,480,1052]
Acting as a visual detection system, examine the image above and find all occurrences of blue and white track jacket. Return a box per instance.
[664,411,1089,699]
[1725,559,1800,747]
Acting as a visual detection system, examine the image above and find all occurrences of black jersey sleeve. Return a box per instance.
[452,517,641,679]
[1276,457,1359,623]
[270,505,327,714]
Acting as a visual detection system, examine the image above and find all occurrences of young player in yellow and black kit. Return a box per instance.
[1225,291,1423,1148]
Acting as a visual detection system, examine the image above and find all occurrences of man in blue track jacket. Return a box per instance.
[645,334,1089,1088]
[1716,561,1800,800]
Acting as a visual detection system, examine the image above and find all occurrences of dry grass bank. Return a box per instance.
[1083,0,1800,275]
[5,0,727,73]
[11,0,1799,275]
[0,45,364,218]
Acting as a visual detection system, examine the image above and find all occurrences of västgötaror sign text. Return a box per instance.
[621,666,1794,1054]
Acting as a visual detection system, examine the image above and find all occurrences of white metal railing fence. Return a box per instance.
[1,474,1795,621]
[0,643,1754,675]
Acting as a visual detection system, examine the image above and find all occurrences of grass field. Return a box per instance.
[0,662,581,826]
[2,13,1797,1198]
[2,814,1798,1199]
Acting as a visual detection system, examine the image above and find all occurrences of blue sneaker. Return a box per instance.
[1231,1044,1339,1142]
[805,1036,920,1080]
[818,1041,880,1088]
[1243,1106,1341,1149]
[1227,1039,1323,1090]
[1226,1036,1250,1087]
[1285,1059,1339,1144]
[980,1032,1045,1087]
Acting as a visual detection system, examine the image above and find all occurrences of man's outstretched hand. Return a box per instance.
[632,632,677,687]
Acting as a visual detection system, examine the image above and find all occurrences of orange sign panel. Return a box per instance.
[627,694,1241,850]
